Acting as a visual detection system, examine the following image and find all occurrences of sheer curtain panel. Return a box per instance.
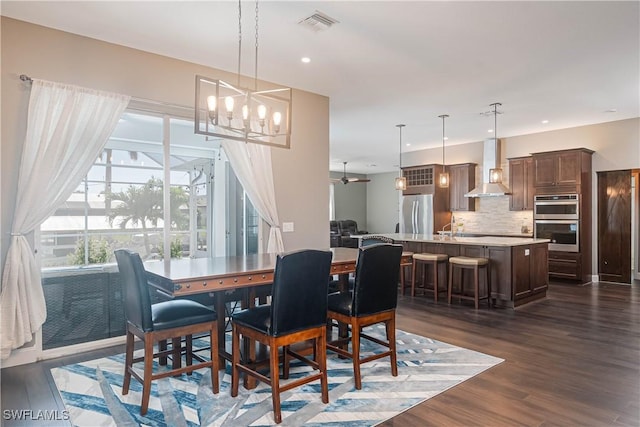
[221,141,284,253]
[0,79,130,359]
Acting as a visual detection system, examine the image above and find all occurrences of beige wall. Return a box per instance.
[0,17,330,271]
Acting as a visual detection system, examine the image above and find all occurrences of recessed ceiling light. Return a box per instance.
[488,129,494,133]
[444,137,449,141]
[541,120,549,124]
[605,108,617,113]
[301,57,311,63]
[405,143,411,147]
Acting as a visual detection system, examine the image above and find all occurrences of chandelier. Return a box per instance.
[438,114,449,188]
[194,1,292,148]
[395,124,407,191]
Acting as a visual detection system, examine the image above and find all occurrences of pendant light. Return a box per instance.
[489,102,503,183]
[194,0,292,148]
[438,114,449,188]
[395,124,407,191]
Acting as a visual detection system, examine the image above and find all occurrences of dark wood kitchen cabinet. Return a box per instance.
[448,163,476,212]
[512,243,549,301]
[402,165,437,195]
[532,148,594,194]
[508,156,535,211]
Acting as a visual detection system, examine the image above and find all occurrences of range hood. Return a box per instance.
[464,138,512,198]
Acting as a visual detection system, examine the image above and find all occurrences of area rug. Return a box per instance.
[51,325,503,426]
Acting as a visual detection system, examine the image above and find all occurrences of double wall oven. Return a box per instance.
[534,194,579,252]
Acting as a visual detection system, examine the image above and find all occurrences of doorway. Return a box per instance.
[597,170,632,283]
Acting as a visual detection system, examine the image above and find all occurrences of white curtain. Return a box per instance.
[221,141,284,253]
[0,79,130,359]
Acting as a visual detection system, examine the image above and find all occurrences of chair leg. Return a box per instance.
[385,315,398,377]
[474,266,480,309]
[231,325,241,398]
[171,337,182,370]
[270,338,282,424]
[186,334,193,375]
[351,319,362,390]
[317,331,329,404]
[140,335,154,415]
[432,261,438,303]
[447,263,453,304]
[283,345,290,379]
[122,330,134,395]
[400,267,406,295]
[158,339,168,366]
[411,260,417,297]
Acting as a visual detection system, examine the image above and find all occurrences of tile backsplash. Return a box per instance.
[452,197,533,235]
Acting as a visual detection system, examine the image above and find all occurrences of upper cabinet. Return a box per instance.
[532,148,594,194]
[448,163,476,211]
[402,164,437,195]
[508,156,535,211]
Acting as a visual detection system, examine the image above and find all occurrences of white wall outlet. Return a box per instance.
[524,249,530,256]
[282,222,294,232]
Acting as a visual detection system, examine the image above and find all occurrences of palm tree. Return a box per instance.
[107,178,163,255]
[107,177,190,256]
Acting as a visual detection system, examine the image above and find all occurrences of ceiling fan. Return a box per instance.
[331,162,371,185]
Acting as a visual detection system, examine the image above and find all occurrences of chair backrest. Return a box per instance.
[352,244,403,315]
[114,249,154,332]
[359,235,394,248]
[330,220,340,235]
[270,249,333,336]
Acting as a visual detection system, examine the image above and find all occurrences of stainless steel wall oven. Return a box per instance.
[534,194,580,252]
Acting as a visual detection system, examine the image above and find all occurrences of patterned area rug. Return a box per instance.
[51,326,503,426]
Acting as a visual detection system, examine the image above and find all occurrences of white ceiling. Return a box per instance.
[2,1,639,174]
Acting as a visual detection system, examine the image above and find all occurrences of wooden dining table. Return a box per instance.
[144,248,361,362]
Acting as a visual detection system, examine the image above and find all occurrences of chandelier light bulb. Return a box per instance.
[206,95,217,112]
[242,104,249,121]
[257,104,267,120]
[273,111,282,126]
[225,96,235,117]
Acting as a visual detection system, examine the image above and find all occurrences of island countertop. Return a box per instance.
[365,233,549,247]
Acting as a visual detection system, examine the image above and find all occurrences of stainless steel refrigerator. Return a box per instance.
[400,194,434,234]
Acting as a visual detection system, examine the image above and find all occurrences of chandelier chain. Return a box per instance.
[254,0,259,90]
[237,0,242,87]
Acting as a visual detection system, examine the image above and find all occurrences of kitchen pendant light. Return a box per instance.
[488,102,503,183]
[194,0,292,148]
[395,124,407,191]
[438,114,450,188]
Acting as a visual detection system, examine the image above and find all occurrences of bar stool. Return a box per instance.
[447,256,491,309]
[411,253,449,301]
[399,251,414,294]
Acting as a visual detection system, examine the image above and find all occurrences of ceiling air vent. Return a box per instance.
[298,11,339,32]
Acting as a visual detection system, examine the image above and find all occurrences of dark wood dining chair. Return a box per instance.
[230,249,333,424]
[114,249,219,415]
[326,243,403,389]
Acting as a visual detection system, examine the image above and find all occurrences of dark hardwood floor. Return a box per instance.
[2,281,639,426]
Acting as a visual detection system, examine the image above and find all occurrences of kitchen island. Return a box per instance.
[373,233,550,308]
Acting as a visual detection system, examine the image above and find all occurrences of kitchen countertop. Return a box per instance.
[368,233,549,247]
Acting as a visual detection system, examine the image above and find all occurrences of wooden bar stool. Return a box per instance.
[411,253,448,301]
[399,251,414,295]
[447,256,491,309]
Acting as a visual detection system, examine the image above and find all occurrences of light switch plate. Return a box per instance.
[282,222,294,232]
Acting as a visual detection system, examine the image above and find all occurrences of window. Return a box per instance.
[39,109,258,351]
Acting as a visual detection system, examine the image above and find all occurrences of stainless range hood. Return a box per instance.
[464,138,511,197]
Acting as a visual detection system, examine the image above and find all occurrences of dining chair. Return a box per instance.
[114,249,219,415]
[230,249,333,424]
[326,243,403,389]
